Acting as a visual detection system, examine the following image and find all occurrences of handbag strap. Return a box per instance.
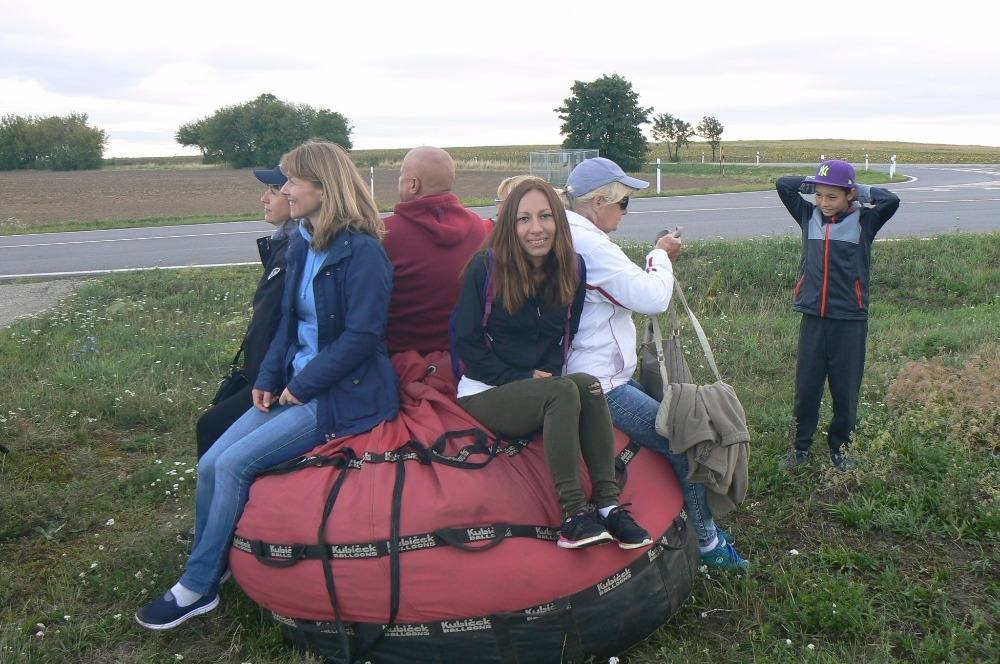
[648,280,723,383]
[229,335,246,369]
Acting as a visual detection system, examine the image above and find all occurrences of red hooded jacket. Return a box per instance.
[383,192,491,354]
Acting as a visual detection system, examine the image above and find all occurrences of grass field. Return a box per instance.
[101,139,1000,173]
[346,139,1000,169]
[1,233,997,662]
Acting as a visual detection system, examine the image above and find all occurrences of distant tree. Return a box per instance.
[176,93,353,168]
[0,113,107,171]
[556,74,651,172]
[651,112,695,162]
[696,116,725,161]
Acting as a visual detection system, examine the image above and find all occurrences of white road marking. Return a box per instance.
[0,262,260,279]
[0,230,263,250]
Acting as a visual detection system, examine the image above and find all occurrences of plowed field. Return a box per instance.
[0,167,734,229]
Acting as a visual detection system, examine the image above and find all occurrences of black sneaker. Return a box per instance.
[831,451,858,471]
[557,509,613,549]
[782,448,810,470]
[602,504,653,549]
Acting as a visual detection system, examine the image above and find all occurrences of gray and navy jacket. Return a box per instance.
[776,177,900,321]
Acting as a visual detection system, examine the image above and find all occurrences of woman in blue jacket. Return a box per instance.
[136,140,399,630]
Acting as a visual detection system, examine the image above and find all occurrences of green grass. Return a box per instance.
[348,140,1000,168]
[106,138,1000,173]
[1,236,997,662]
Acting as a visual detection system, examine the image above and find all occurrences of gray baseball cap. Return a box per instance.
[566,157,649,197]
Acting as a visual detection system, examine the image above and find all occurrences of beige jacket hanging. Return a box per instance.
[655,381,750,518]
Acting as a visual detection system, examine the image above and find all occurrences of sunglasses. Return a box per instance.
[617,196,630,211]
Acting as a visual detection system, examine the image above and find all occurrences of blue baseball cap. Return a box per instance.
[566,157,649,197]
[253,165,287,186]
[804,159,856,189]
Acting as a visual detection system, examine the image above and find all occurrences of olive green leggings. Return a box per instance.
[459,372,619,516]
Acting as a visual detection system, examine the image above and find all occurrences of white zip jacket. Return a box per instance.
[565,210,675,391]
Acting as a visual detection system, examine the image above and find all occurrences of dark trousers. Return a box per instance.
[793,314,868,454]
[195,385,254,458]
[459,373,619,516]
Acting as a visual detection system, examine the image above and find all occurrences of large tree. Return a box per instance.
[176,93,353,168]
[0,113,107,171]
[696,116,725,161]
[651,112,695,162]
[556,74,651,172]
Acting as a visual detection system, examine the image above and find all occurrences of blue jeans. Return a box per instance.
[606,380,718,546]
[180,401,319,595]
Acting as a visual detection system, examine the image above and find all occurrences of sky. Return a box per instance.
[2,0,999,158]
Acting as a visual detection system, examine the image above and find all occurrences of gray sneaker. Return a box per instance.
[782,449,811,470]
[831,452,858,472]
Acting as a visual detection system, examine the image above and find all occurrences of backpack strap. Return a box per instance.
[481,248,495,350]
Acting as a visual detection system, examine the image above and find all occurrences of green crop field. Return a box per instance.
[1,233,997,662]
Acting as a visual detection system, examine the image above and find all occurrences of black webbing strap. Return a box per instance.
[234,524,561,563]
[317,449,356,662]
[271,517,692,653]
[236,438,643,565]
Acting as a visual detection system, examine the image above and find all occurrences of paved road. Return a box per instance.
[2,164,999,281]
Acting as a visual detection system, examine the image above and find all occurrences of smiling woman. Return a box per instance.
[453,178,652,550]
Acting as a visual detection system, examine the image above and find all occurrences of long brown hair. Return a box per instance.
[280,140,384,250]
[489,179,578,313]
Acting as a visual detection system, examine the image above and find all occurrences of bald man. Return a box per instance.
[383,147,490,355]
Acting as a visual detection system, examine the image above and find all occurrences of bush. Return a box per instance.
[176,93,353,168]
[0,113,107,171]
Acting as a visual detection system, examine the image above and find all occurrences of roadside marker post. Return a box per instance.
[656,158,661,194]
[756,151,760,167]
[889,154,897,179]
[370,166,375,198]
[865,153,869,171]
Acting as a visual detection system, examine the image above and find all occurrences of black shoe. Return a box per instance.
[782,449,810,470]
[831,452,858,471]
[557,509,613,549]
[602,504,653,549]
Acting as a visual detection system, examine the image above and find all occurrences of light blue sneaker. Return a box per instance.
[700,537,749,573]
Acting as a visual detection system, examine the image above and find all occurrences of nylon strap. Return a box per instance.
[649,280,722,383]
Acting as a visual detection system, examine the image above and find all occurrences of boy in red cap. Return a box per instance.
[776,160,900,470]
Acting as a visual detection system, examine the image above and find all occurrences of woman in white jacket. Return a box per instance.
[562,157,747,572]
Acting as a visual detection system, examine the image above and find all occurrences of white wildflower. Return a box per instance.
[789,549,799,556]
[105,518,115,526]
[807,643,815,650]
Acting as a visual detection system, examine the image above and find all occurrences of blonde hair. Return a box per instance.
[496,174,544,203]
[561,180,633,211]
[280,141,385,250]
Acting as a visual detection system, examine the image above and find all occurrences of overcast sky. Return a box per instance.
[2,0,998,158]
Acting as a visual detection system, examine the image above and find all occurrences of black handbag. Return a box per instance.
[210,340,250,406]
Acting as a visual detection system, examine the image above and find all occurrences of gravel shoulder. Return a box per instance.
[0,279,88,329]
